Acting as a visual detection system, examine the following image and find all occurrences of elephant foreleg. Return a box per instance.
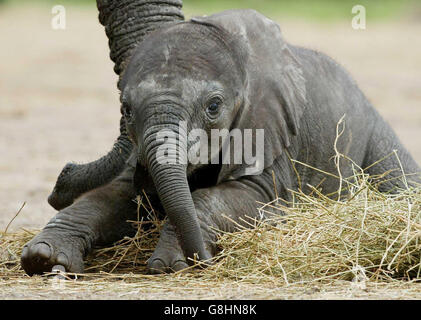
[147,222,189,274]
[21,166,138,275]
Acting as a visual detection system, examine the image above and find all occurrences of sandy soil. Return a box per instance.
[0,5,420,300]
[0,278,420,300]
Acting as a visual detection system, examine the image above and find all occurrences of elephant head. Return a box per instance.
[48,0,185,210]
[120,10,307,263]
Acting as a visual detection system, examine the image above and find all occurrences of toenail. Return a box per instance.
[171,260,189,272]
[56,252,69,267]
[36,243,52,259]
[21,246,28,257]
[148,259,166,274]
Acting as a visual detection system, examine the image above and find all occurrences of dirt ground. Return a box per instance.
[0,5,420,299]
[0,276,420,300]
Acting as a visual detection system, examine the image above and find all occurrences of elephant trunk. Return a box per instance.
[49,1,184,210]
[143,122,211,263]
[48,117,132,210]
[97,0,184,78]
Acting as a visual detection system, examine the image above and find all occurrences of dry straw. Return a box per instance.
[206,176,421,285]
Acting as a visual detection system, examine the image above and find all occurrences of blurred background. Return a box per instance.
[0,0,420,230]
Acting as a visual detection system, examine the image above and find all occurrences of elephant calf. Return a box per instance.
[21,10,420,275]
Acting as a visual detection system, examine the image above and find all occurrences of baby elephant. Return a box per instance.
[21,10,419,275]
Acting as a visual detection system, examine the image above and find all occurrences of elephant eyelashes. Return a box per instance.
[206,97,223,118]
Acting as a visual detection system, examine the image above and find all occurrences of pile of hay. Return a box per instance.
[1,172,420,288]
[207,182,421,285]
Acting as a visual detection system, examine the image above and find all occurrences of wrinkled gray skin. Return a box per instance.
[22,9,420,275]
[47,0,184,211]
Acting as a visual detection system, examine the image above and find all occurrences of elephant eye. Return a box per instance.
[206,98,222,118]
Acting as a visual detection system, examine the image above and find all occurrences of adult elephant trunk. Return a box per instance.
[143,122,211,263]
[48,0,184,210]
[97,0,185,78]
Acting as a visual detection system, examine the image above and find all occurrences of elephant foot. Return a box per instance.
[21,230,85,276]
[147,223,188,274]
[147,221,215,274]
[147,248,189,274]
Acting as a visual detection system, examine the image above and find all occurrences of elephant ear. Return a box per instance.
[191,10,307,182]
